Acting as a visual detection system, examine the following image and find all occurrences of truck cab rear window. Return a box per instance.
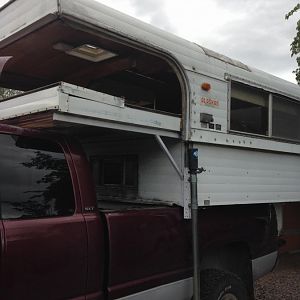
[0,134,75,220]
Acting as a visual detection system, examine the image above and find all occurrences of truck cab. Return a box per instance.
[0,124,278,300]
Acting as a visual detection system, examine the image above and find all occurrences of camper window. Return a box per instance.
[230,81,300,143]
[230,82,269,135]
[91,155,138,202]
[272,95,300,141]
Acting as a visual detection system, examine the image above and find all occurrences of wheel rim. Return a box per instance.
[219,293,238,300]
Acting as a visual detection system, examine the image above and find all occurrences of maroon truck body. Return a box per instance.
[0,124,278,300]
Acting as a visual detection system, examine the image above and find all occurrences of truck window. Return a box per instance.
[0,134,75,220]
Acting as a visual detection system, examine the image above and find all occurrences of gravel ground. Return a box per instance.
[255,253,300,299]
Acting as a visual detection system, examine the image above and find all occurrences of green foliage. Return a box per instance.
[0,87,22,101]
[286,4,300,84]
[285,3,300,19]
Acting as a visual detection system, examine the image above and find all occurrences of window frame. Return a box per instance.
[229,81,270,137]
[271,94,300,143]
[90,154,139,202]
[228,79,300,143]
[91,155,138,188]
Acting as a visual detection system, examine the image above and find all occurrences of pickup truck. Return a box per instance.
[0,124,278,300]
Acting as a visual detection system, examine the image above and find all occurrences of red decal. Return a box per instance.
[200,97,219,107]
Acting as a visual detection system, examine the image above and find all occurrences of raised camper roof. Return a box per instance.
[0,0,185,116]
[0,0,299,98]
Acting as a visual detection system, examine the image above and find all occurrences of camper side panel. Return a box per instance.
[188,71,228,137]
[197,144,300,206]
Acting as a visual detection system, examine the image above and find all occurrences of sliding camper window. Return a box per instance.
[91,155,138,202]
[272,95,300,141]
[230,82,269,135]
[230,81,300,142]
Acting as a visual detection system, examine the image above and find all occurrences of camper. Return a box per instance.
[0,0,299,299]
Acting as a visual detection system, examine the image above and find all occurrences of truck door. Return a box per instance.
[0,220,4,282]
[0,132,87,300]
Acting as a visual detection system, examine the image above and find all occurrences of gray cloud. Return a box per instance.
[196,0,299,80]
[129,0,177,33]
[123,0,298,81]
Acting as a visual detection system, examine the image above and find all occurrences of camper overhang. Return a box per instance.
[0,0,188,137]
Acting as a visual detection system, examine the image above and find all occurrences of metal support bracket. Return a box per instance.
[155,135,184,180]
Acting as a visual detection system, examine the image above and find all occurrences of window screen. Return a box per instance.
[91,155,138,201]
[0,134,75,220]
[230,82,269,135]
[272,96,300,141]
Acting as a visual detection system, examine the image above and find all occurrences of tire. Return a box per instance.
[199,269,249,300]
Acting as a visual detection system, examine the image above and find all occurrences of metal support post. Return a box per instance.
[188,148,206,300]
[191,172,200,300]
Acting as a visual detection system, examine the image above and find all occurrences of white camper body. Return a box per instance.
[0,0,300,217]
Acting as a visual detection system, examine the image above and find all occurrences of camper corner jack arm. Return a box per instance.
[154,135,184,180]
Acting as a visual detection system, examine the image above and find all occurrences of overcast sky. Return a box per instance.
[97,0,300,84]
[0,0,299,84]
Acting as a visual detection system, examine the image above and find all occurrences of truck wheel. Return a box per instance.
[199,269,249,300]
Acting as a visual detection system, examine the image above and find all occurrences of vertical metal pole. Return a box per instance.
[191,173,200,300]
